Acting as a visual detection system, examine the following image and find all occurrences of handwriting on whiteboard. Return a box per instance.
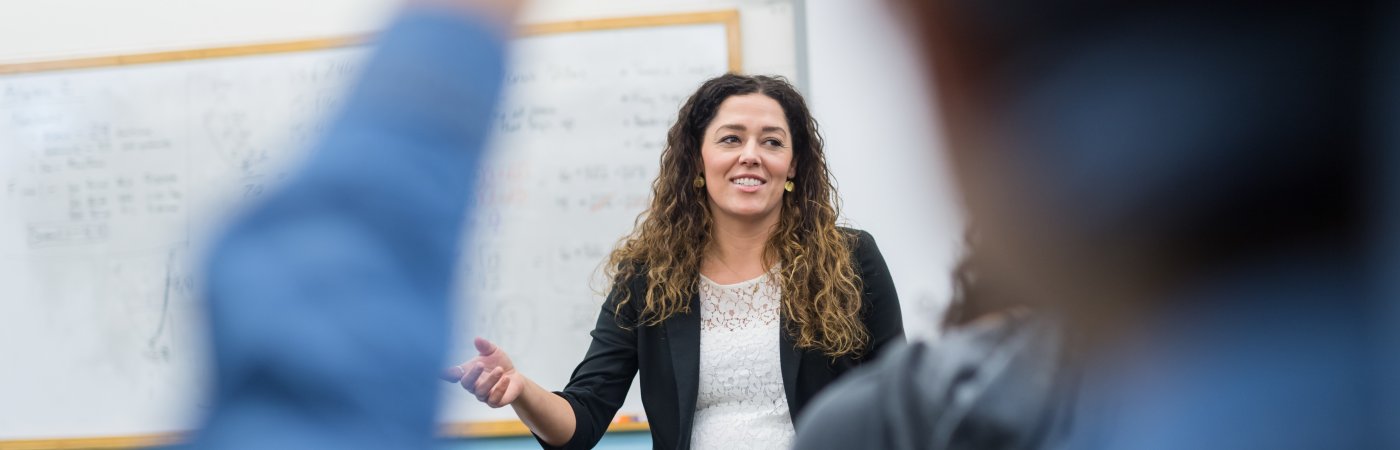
[0,22,731,433]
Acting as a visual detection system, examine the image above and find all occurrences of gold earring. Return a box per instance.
[694,176,705,188]
[784,180,795,192]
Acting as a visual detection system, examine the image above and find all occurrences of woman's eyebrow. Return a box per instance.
[715,123,746,134]
[714,124,788,137]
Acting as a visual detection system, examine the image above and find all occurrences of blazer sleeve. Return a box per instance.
[854,229,905,360]
[534,280,641,450]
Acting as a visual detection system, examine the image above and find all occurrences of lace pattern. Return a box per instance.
[691,271,794,450]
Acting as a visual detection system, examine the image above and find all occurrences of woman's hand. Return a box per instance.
[443,337,525,408]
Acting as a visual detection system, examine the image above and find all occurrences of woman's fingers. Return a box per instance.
[440,364,467,382]
[454,354,518,406]
[460,362,486,394]
[475,367,505,402]
[486,375,512,408]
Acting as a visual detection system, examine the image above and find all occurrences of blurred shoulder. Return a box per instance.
[796,316,1061,449]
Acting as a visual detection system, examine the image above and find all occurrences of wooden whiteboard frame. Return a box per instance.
[0,9,740,449]
[0,10,742,75]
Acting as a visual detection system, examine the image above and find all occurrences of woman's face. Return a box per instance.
[700,93,797,225]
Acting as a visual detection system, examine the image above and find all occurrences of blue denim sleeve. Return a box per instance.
[194,8,506,450]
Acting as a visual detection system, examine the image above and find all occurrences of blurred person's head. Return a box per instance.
[606,74,869,357]
[895,1,1362,322]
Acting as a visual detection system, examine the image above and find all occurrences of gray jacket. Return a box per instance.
[793,317,1069,450]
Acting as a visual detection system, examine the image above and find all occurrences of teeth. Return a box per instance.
[732,178,763,186]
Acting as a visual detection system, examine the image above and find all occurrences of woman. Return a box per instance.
[445,74,904,449]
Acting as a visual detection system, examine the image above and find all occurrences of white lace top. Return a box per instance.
[691,271,794,450]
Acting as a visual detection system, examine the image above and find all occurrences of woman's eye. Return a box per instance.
[719,135,740,144]
[764,139,785,147]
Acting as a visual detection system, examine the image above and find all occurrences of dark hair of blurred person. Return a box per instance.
[939,228,1028,331]
[903,0,1364,328]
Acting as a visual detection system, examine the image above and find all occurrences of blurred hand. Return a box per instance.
[406,0,526,25]
[442,337,525,408]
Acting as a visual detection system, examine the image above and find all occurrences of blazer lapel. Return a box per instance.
[667,292,701,448]
[779,315,802,421]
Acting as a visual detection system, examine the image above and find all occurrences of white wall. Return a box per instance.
[0,0,799,77]
[0,0,399,63]
[803,0,963,339]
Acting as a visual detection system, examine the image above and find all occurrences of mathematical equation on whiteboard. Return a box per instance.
[0,57,701,237]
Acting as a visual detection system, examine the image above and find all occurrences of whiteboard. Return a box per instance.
[0,15,733,442]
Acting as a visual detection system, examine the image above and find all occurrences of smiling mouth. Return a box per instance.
[730,176,767,187]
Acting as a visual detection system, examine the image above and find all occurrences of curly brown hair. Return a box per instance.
[604,74,867,357]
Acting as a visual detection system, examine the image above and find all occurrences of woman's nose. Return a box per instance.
[738,142,761,166]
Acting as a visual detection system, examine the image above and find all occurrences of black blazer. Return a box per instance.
[540,228,904,450]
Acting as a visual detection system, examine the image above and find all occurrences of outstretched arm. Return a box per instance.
[197,2,518,449]
[443,337,578,446]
